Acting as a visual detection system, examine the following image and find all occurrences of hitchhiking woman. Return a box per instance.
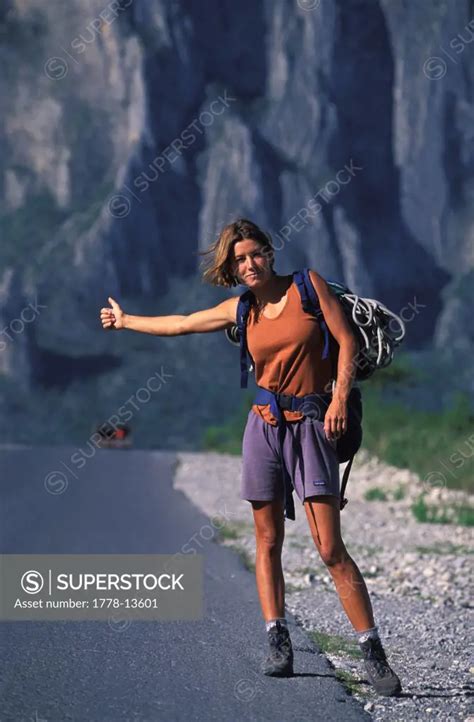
[99,218,402,697]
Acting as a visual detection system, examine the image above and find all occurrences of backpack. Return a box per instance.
[226,268,406,509]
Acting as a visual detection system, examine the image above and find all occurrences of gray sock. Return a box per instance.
[357,625,380,644]
[266,617,288,632]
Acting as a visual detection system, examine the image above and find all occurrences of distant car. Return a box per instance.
[94,422,132,449]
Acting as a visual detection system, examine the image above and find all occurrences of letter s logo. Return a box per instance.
[21,570,44,594]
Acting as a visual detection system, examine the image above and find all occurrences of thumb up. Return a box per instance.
[100,296,125,330]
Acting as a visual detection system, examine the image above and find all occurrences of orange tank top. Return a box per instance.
[247,275,337,425]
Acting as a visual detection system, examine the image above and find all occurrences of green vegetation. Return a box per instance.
[334,669,366,696]
[200,390,254,454]
[364,487,388,502]
[415,543,473,555]
[308,631,363,660]
[215,525,240,541]
[411,495,474,527]
[414,593,437,603]
[235,547,255,573]
[308,632,367,697]
[392,485,405,500]
[361,355,474,495]
[242,552,256,573]
[366,352,427,387]
[214,521,256,571]
[215,521,253,541]
[364,484,406,502]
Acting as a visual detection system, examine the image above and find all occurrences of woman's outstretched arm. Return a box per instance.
[100,296,238,336]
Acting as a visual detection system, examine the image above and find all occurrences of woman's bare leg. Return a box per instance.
[304,494,375,631]
[251,497,286,621]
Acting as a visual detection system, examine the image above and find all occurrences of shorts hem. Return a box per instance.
[302,491,340,502]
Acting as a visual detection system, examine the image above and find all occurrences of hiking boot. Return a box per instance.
[359,636,402,696]
[261,621,294,677]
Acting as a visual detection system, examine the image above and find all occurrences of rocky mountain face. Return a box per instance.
[1,0,472,407]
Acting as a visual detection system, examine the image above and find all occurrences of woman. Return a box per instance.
[100,218,401,697]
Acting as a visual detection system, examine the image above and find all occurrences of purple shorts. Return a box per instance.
[241,410,340,507]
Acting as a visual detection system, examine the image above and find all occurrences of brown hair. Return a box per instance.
[198,218,275,288]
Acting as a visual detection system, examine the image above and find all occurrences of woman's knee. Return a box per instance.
[256,528,284,552]
[251,499,284,552]
[318,541,350,567]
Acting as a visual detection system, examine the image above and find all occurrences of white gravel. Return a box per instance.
[173,448,474,722]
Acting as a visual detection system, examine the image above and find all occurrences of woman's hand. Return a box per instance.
[100,296,125,330]
[324,396,348,442]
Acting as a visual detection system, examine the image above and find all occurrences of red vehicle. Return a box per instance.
[94,422,132,449]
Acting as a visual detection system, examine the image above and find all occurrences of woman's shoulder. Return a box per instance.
[307,268,331,287]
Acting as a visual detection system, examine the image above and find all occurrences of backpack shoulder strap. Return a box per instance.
[293,268,330,360]
[339,455,354,510]
[237,289,255,389]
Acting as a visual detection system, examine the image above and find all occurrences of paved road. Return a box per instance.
[0,446,369,721]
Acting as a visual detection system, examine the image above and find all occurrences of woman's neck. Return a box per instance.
[252,273,292,305]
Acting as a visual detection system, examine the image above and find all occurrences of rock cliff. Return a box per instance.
[1,0,472,436]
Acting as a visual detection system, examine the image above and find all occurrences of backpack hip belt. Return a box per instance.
[254,386,333,422]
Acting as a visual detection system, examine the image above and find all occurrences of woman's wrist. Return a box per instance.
[332,388,349,403]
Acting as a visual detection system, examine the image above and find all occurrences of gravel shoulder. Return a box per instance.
[173,449,474,722]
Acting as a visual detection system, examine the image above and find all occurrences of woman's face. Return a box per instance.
[232,238,273,286]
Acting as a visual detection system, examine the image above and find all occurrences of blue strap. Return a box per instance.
[253,387,294,519]
[237,292,253,389]
[295,268,330,360]
[293,270,313,315]
[254,387,311,420]
[320,319,330,359]
[254,387,283,423]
